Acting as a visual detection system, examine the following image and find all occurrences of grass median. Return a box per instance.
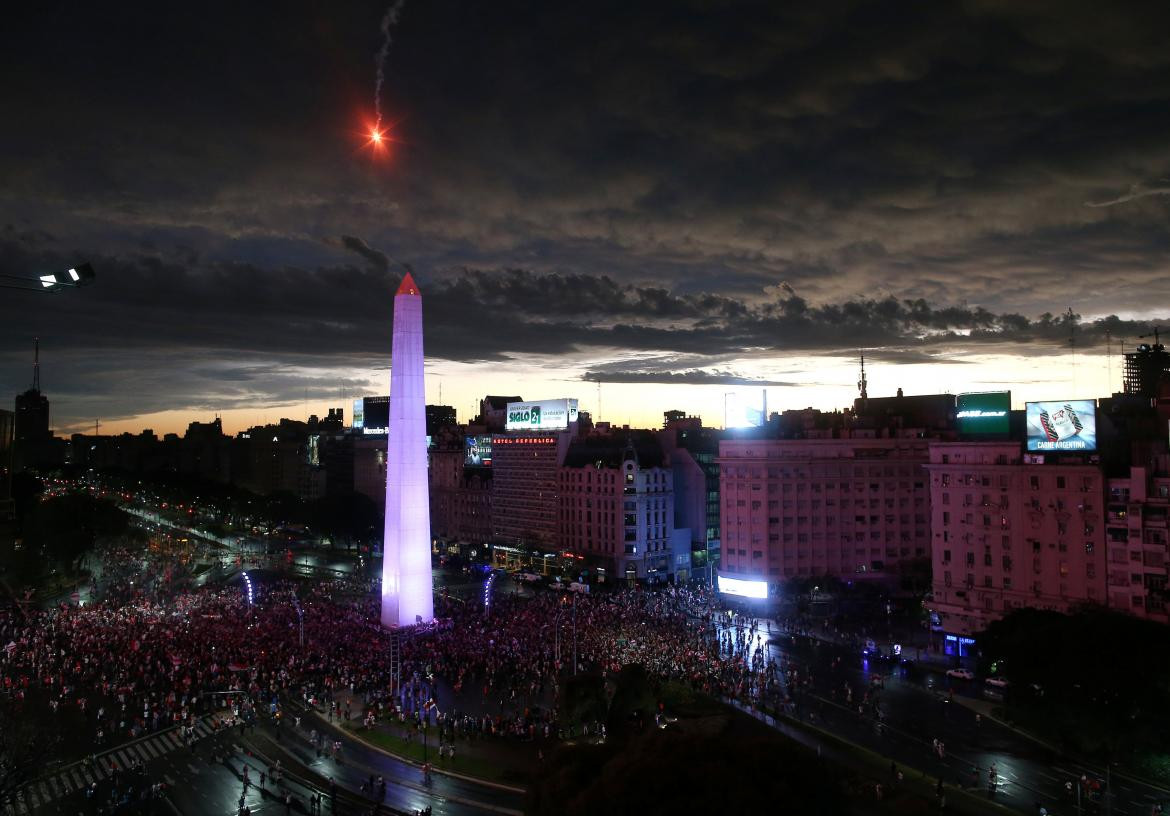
[340,721,530,787]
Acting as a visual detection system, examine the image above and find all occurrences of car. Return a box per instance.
[946,668,975,680]
[985,676,1010,688]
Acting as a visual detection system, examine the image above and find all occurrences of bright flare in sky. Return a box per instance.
[371,128,384,144]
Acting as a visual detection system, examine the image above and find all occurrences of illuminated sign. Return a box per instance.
[1025,400,1097,452]
[465,435,493,467]
[505,398,579,431]
[491,436,557,445]
[956,391,1010,436]
[717,574,768,599]
[725,392,765,429]
[352,398,364,429]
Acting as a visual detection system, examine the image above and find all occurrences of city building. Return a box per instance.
[659,413,721,582]
[1105,459,1170,624]
[718,435,932,593]
[477,396,523,432]
[558,431,684,584]
[491,431,573,548]
[429,431,492,548]
[13,340,60,470]
[925,441,1106,644]
[425,404,457,435]
[1123,339,1170,399]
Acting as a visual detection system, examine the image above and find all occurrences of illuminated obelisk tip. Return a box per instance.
[381,271,434,628]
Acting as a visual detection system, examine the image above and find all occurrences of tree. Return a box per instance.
[308,492,380,550]
[0,697,57,813]
[558,672,608,728]
[23,494,129,572]
[10,472,43,530]
[978,606,1170,758]
[605,664,656,745]
[529,705,845,816]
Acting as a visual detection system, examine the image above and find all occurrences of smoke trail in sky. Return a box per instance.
[374,0,407,131]
[1086,178,1170,207]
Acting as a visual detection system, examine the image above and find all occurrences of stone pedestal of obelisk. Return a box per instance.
[381,272,434,628]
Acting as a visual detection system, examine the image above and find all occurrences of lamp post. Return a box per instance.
[0,263,96,292]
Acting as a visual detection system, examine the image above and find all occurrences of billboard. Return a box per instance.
[956,391,1010,437]
[465,435,492,467]
[1025,400,1097,451]
[505,398,579,431]
[717,574,768,599]
[724,391,765,429]
[352,398,365,430]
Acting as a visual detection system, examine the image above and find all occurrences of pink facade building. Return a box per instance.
[1105,459,1170,623]
[557,437,678,583]
[718,436,931,586]
[926,442,1106,636]
[429,442,493,545]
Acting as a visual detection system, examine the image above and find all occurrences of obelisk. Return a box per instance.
[381,271,434,628]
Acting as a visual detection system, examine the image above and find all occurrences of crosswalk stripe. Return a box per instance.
[131,744,151,763]
[91,762,105,780]
[46,775,62,798]
[16,794,28,814]
[26,786,39,808]
[39,780,53,803]
[194,721,211,737]
[57,771,72,794]
[116,749,133,768]
[142,738,162,758]
[71,769,85,788]
[159,732,180,750]
[81,766,94,784]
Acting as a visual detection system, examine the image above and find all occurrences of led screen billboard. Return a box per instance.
[724,391,765,429]
[352,398,364,430]
[505,398,579,431]
[956,391,1010,436]
[1025,400,1097,451]
[717,574,768,599]
[465,435,492,467]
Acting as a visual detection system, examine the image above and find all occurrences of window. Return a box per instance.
[1056,476,1066,489]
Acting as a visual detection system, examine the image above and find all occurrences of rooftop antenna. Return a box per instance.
[1139,327,1164,348]
[1106,329,1112,392]
[857,349,868,403]
[32,337,40,391]
[597,376,602,423]
[1067,307,1077,395]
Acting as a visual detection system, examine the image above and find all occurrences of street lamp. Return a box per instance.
[0,263,96,292]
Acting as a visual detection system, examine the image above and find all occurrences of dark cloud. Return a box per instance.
[2,1,1170,426]
[583,370,797,387]
[339,235,390,272]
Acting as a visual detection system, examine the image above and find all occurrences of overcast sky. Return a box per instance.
[2,1,1170,434]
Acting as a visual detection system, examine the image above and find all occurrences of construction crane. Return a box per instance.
[1139,328,1164,349]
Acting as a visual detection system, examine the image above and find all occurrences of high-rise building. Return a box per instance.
[1123,341,1170,400]
[718,436,931,591]
[1105,460,1170,623]
[381,272,434,628]
[491,432,571,547]
[660,415,721,581]
[425,404,457,435]
[13,339,57,471]
[925,441,1106,644]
